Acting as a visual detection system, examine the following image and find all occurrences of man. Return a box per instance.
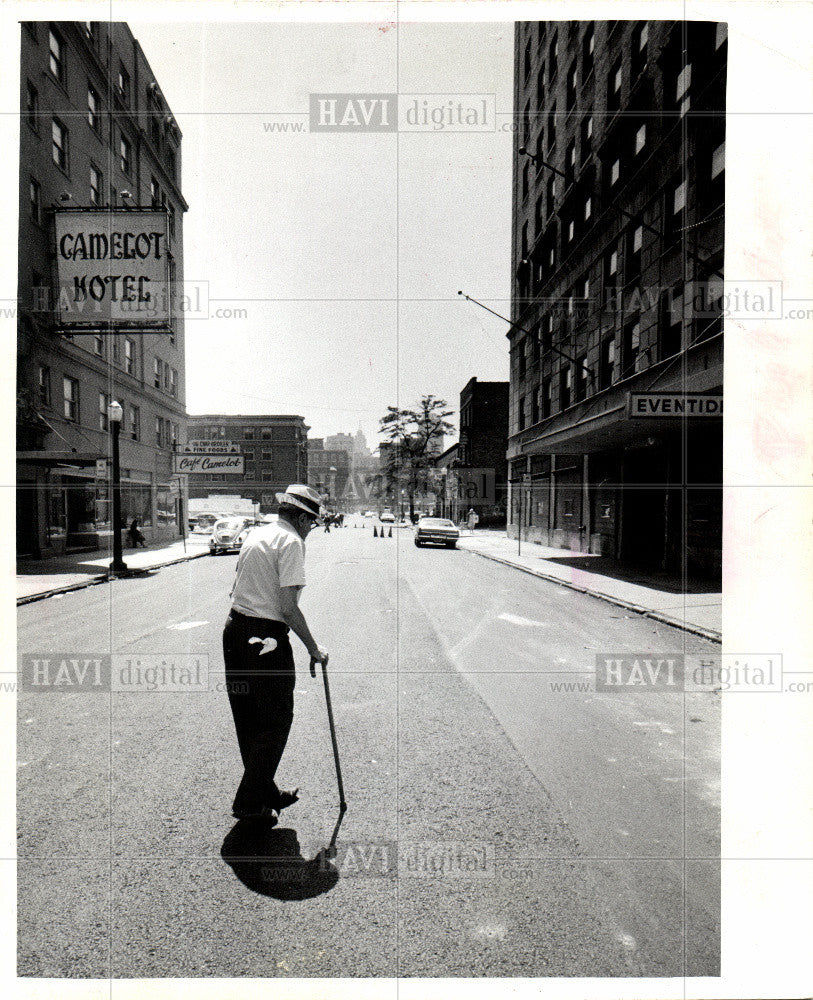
[223,484,329,822]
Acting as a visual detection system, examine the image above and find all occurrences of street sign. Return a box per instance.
[173,454,244,474]
[185,440,242,454]
[95,458,108,476]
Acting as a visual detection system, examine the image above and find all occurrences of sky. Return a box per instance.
[133,20,515,449]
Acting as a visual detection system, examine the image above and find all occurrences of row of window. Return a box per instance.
[193,425,304,441]
[519,150,724,302]
[30,24,177,178]
[513,278,721,430]
[60,332,178,393]
[39,366,178,446]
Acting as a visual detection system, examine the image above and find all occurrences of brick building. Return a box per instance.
[17,20,188,557]
[186,416,309,509]
[509,20,725,575]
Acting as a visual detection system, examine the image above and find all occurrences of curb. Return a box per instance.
[458,545,722,645]
[16,549,211,607]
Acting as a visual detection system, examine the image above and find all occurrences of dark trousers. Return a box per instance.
[223,610,296,814]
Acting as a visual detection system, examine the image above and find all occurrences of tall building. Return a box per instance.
[307,438,350,505]
[186,416,309,508]
[433,378,509,525]
[509,20,725,575]
[17,20,188,556]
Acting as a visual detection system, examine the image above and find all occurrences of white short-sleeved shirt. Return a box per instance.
[230,519,306,621]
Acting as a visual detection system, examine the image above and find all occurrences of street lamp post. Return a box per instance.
[108,400,128,576]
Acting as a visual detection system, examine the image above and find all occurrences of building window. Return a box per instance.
[94,335,104,357]
[63,376,78,422]
[166,148,176,180]
[627,223,643,280]
[518,395,526,431]
[87,83,100,131]
[153,357,162,388]
[168,203,176,238]
[169,368,177,397]
[676,63,692,116]
[244,427,255,439]
[582,24,595,77]
[531,386,540,425]
[560,366,572,409]
[517,337,527,379]
[634,123,647,156]
[151,175,160,208]
[599,337,615,390]
[164,363,171,390]
[523,36,532,80]
[632,22,649,79]
[548,34,558,82]
[566,62,577,111]
[90,165,102,205]
[668,177,687,241]
[542,377,552,418]
[29,178,41,223]
[659,286,684,359]
[156,417,164,447]
[565,139,576,186]
[125,338,134,375]
[126,405,139,441]
[99,391,110,431]
[541,314,552,354]
[38,365,51,407]
[584,195,593,222]
[118,64,131,106]
[608,58,622,112]
[243,451,254,462]
[580,115,593,162]
[536,63,545,107]
[170,422,178,448]
[51,118,68,171]
[49,27,65,83]
[26,81,39,131]
[623,317,641,376]
[120,134,132,175]
[546,174,555,217]
[575,356,588,401]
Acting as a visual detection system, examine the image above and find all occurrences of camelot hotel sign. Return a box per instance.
[53,209,171,333]
[627,392,723,418]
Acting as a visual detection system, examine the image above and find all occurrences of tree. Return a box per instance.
[378,396,455,519]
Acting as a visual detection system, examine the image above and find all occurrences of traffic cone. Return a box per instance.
[373,526,378,537]
[388,527,392,538]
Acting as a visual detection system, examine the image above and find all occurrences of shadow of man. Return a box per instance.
[221,821,339,900]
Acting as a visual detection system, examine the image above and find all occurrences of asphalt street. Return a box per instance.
[17,520,720,977]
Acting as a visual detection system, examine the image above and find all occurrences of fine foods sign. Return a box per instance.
[53,209,171,332]
[173,454,245,475]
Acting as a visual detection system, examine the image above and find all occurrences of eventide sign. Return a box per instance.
[173,454,245,475]
[53,209,171,332]
[628,393,723,418]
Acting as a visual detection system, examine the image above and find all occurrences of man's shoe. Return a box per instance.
[232,805,279,824]
[272,788,300,811]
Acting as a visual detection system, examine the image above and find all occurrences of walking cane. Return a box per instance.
[311,657,347,859]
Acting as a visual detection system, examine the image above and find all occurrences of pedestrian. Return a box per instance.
[222,484,329,822]
[324,512,332,533]
[467,508,479,533]
[128,517,146,547]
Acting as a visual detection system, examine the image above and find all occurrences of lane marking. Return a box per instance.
[498,612,548,628]
[167,621,209,631]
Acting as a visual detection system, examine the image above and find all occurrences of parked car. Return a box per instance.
[363,510,377,518]
[379,509,396,523]
[191,512,220,534]
[414,517,460,549]
[209,517,254,554]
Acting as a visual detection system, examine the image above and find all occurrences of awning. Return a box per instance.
[17,451,101,468]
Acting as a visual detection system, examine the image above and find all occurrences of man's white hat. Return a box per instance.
[275,483,323,521]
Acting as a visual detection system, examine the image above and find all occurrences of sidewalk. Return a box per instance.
[456,529,722,643]
[17,535,211,604]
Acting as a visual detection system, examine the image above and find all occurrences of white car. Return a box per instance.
[209,517,253,554]
[379,510,396,523]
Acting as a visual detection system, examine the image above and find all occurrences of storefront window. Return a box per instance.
[121,484,153,527]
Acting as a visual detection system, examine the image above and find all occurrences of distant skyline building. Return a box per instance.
[509,19,725,575]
